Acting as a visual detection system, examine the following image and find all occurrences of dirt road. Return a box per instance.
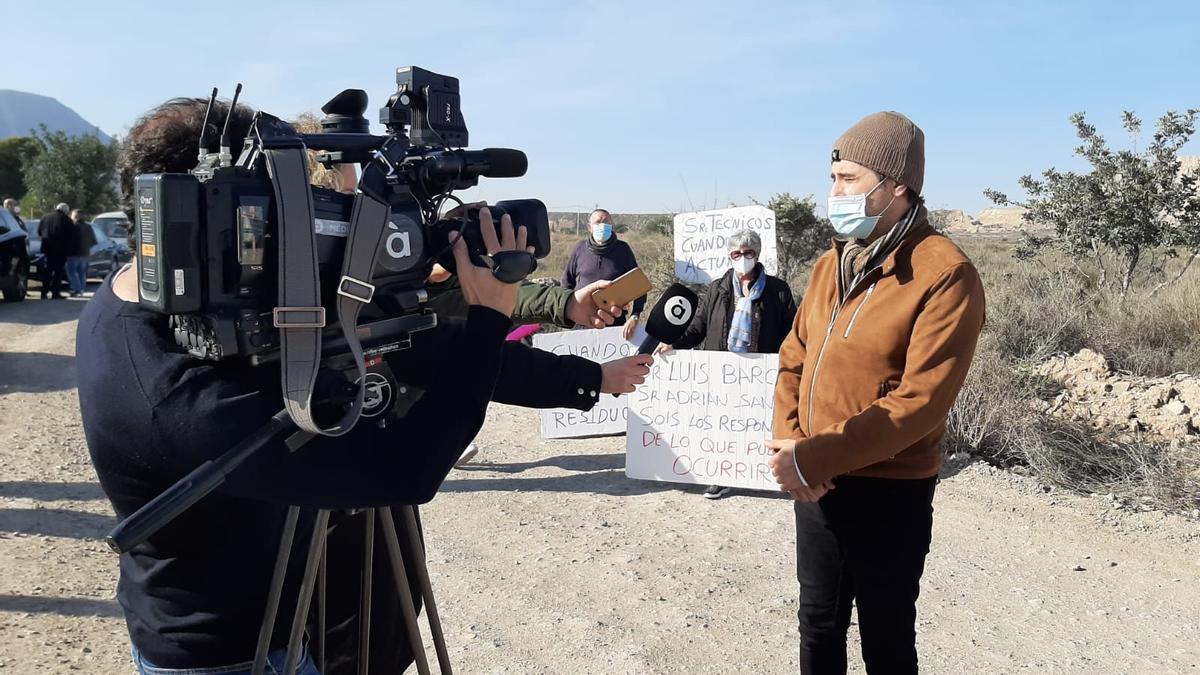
[1,292,1197,673]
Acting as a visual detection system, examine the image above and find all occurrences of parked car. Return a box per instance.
[0,209,31,301]
[93,211,132,241]
[27,221,130,285]
[86,223,132,277]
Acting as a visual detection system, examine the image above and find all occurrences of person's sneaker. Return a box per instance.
[704,485,732,499]
[455,442,480,468]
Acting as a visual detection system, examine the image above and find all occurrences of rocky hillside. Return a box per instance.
[930,206,1038,234]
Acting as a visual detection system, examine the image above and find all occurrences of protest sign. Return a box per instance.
[625,351,780,491]
[673,205,777,284]
[532,325,644,438]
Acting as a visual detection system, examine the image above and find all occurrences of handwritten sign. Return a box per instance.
[532,326,645,439]
[625,351,779,491]
[673,205,778,284]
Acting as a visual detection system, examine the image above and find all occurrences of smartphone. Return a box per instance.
[590,267,652,312]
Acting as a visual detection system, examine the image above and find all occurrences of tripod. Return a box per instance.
[108,410,454,675]
[257,502,452,675]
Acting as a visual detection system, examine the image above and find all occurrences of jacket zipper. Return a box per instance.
[842,282,877,339]
[805,273,877,434]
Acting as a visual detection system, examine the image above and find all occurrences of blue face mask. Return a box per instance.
[591,222,613,242]
[828,178,895,241]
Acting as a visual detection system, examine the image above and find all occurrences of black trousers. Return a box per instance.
[42,254,67,296]
[794,475,937,675]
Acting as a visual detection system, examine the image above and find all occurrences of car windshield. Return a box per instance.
[91,223,110,244]
[94,216,126,231]
[0,210,20,233]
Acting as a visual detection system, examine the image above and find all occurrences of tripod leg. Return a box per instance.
[358,509,375,675]
[400,506,453,675]
[318,534,327,674]
[379,508,431,675]
[284,509,331,675]
[254,505,302,675]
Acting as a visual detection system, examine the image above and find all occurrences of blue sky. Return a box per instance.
[5,0,1198,215]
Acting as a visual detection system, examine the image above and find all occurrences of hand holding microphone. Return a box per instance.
[601,355,653,394]
[608,283,700,397]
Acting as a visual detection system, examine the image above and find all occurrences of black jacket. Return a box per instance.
[73,221,97,257]
[38,211,78,258]
[673,265,798,354]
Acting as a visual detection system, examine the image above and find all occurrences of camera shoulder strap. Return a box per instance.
[264,146,329,435]
[265,145,394,438]
[331,191,392,424]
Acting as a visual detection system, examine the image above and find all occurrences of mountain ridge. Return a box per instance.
[0,90,112,143]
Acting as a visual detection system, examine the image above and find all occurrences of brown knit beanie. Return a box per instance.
[832,111,925,196]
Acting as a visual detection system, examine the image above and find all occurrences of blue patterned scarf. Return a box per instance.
[727,269,766,353]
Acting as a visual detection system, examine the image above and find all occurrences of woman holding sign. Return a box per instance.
[657,228,798,498]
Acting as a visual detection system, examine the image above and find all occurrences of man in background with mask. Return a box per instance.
[560,208,646,341]
[4,199,26,231]
[766,111,985,674]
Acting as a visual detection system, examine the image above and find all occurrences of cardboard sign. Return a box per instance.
[673,205,778,284]
[532,326,644,438]
[625,351,780,491]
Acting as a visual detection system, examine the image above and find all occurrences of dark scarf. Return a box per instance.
[588,232,616,253]
[838,203,925,301]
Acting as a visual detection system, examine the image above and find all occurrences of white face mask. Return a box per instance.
[732,255,756,275]
[11,206,20,215]
[828,178,895,241]
[590,222,612,242]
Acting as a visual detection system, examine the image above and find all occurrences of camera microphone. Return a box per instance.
[425,148,527,178]
[637,283,699,355]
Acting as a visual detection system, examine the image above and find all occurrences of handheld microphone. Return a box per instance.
[637,283,699,355]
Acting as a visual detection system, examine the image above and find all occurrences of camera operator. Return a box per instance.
[81,97,531,674]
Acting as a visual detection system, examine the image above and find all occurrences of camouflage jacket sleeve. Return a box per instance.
[425,277,573,328]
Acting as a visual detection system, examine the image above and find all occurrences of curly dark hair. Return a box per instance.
[119,97,256,247]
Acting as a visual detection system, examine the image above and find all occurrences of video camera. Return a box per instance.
[133,66,550,361]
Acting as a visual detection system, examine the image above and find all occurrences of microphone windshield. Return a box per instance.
[479,148,527,177]
[644,283,699,344]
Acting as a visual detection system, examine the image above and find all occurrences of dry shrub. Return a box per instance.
[949,239,1200,510]
[947,336,1200,511]
[963,238,1200,377]
[1022,426,1199,510]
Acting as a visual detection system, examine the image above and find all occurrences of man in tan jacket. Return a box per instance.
[766,112,986,674]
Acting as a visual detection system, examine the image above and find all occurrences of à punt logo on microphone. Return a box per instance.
[664,296,693,326]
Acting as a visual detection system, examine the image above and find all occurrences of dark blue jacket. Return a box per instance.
[560,235,646,315]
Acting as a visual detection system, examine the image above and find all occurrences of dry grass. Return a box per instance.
[951,237,1200,511]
